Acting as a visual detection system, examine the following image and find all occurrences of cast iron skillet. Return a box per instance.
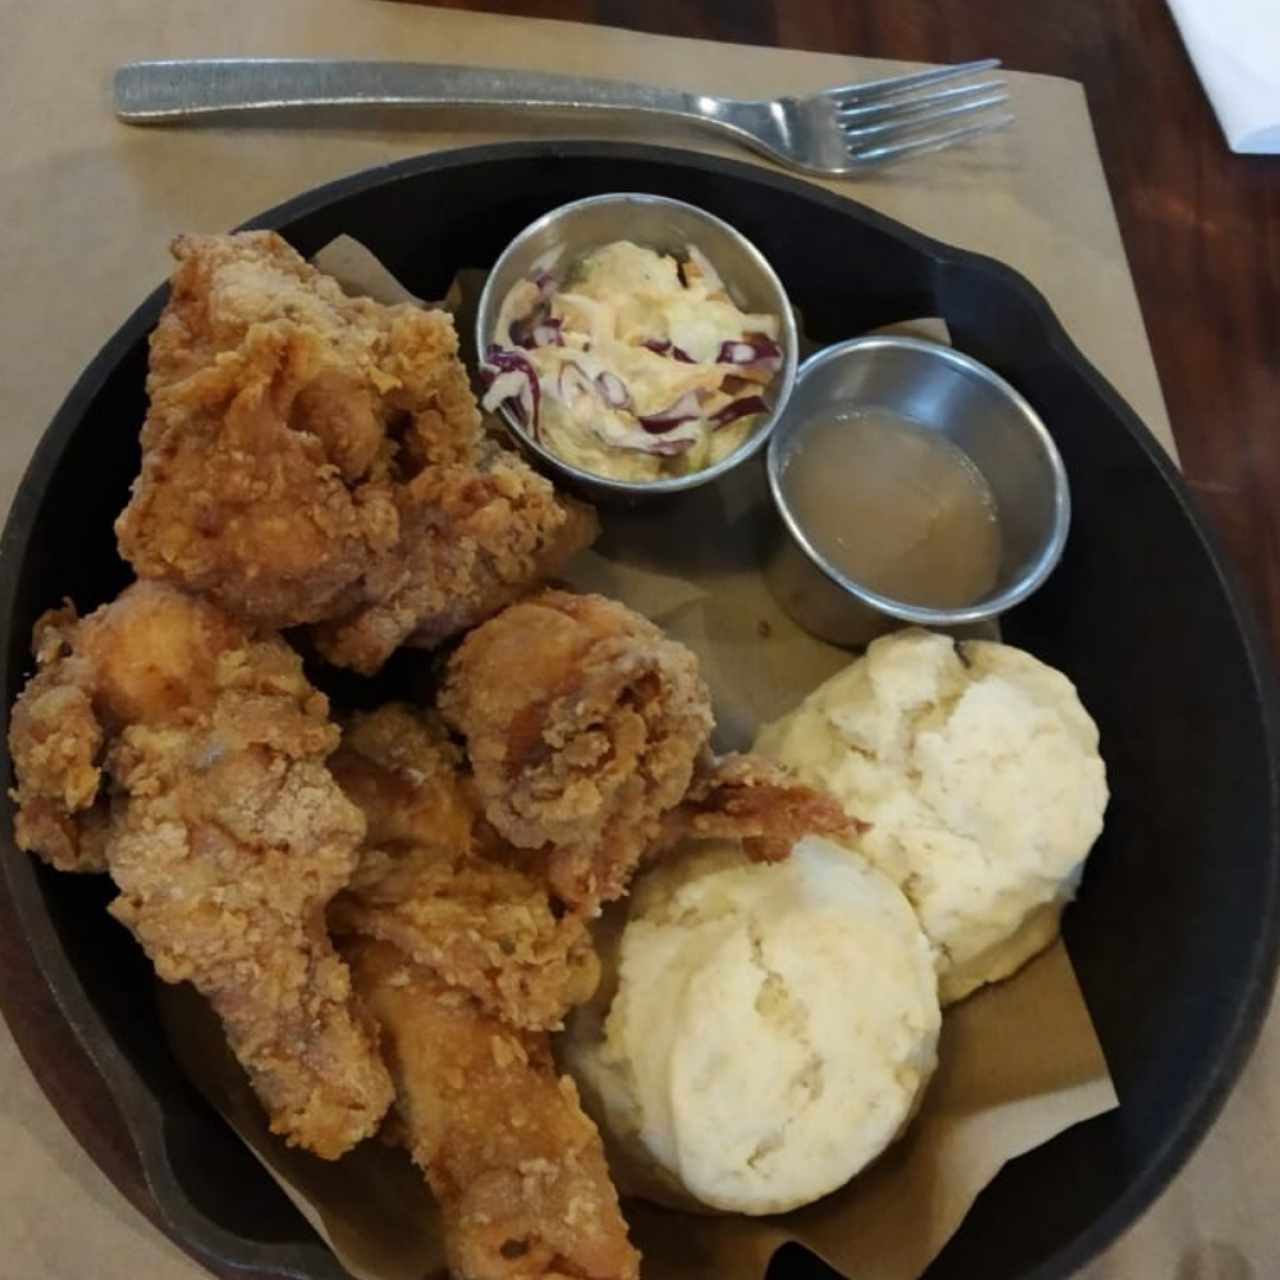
[1,142,1277,1280]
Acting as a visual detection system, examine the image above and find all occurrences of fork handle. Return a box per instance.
[114,59,708,125]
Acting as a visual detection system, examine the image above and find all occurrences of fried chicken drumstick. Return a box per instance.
[328,703,598,1032]
[345,938,640,1280]
[115,232,596,674]
[8,582,393,1157]
[439,591,715,914]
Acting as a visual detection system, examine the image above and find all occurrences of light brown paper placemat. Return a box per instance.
[2,3,1276,1279]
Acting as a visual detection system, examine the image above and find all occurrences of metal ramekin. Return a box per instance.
[475,193,799,502]
[766,336,1071,646]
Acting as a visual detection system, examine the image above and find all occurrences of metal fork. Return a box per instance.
[114,58,1013,177]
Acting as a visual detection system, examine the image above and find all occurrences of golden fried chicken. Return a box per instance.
[115,232,596,673]
[311,446,599,674]
[658,751,869,863]
[439,591,714,914]
[8,602,110,873]
[7,582,393,1158]
[345,938,640,1280]
[328,703,598,1031]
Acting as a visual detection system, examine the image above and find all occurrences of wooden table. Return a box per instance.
[424,0,1280,659]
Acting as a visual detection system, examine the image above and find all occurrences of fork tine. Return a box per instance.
[827,58,1001,108]
[848,114,1015,165]
[836,80,1005,122]
[840,91,1010,140]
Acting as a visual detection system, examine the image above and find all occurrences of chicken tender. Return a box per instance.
[439,591,714,914]
[345,938,640,1280]
[7,583,393,1157]
[115,232,595,672]
[328,704,598,1031]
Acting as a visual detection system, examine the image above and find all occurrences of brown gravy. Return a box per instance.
[780,407,1002,608]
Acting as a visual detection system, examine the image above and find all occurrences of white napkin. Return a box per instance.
[1168,0,1280,153]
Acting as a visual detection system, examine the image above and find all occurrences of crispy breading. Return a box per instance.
[7,605,108,871]
[657,751,868,863]
[329,704,598,1031]
[439,591,715,914]
[312,448,599,675]
[7,582,393,1158]
[346,938,640,1280]
[115,232,595,672]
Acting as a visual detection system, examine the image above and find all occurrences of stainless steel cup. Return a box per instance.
[475,192,798,502]
[766,336,1070,646]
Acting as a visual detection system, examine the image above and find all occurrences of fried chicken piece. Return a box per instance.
[657,751,869,863]
[8,605,109,872]
[115,232,596,672]
[312,447,599,674]
[346,938,640,1280]
[115,231,476,627]
[7,582,393,1158]
[439,591,714,914]
[328,704,598,1031]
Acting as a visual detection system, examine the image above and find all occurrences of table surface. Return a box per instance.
[1,2,1276,1279]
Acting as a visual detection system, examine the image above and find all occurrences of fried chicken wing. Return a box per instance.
[346,938,640,1280]
[328,704,598,1031]
[115,232,596,672]
[657,751,868,862]
[439,591,714,914]
[7,582,393,1157]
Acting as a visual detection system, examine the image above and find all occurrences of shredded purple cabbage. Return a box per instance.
[596,370,631,409]
[708,395,769,429]
[637,390,703,434]
[642,338,696,364]
[716,336,783,367]
[484,344,542,440]
[646,435,697,457]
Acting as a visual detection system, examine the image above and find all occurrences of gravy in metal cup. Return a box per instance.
[766,337,1069,647]
[778,406,1002,610]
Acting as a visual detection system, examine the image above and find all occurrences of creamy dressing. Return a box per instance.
[483,241,781,482]
[781,408,1002,608]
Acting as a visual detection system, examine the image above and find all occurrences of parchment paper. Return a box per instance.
[152,238,1117,1280]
